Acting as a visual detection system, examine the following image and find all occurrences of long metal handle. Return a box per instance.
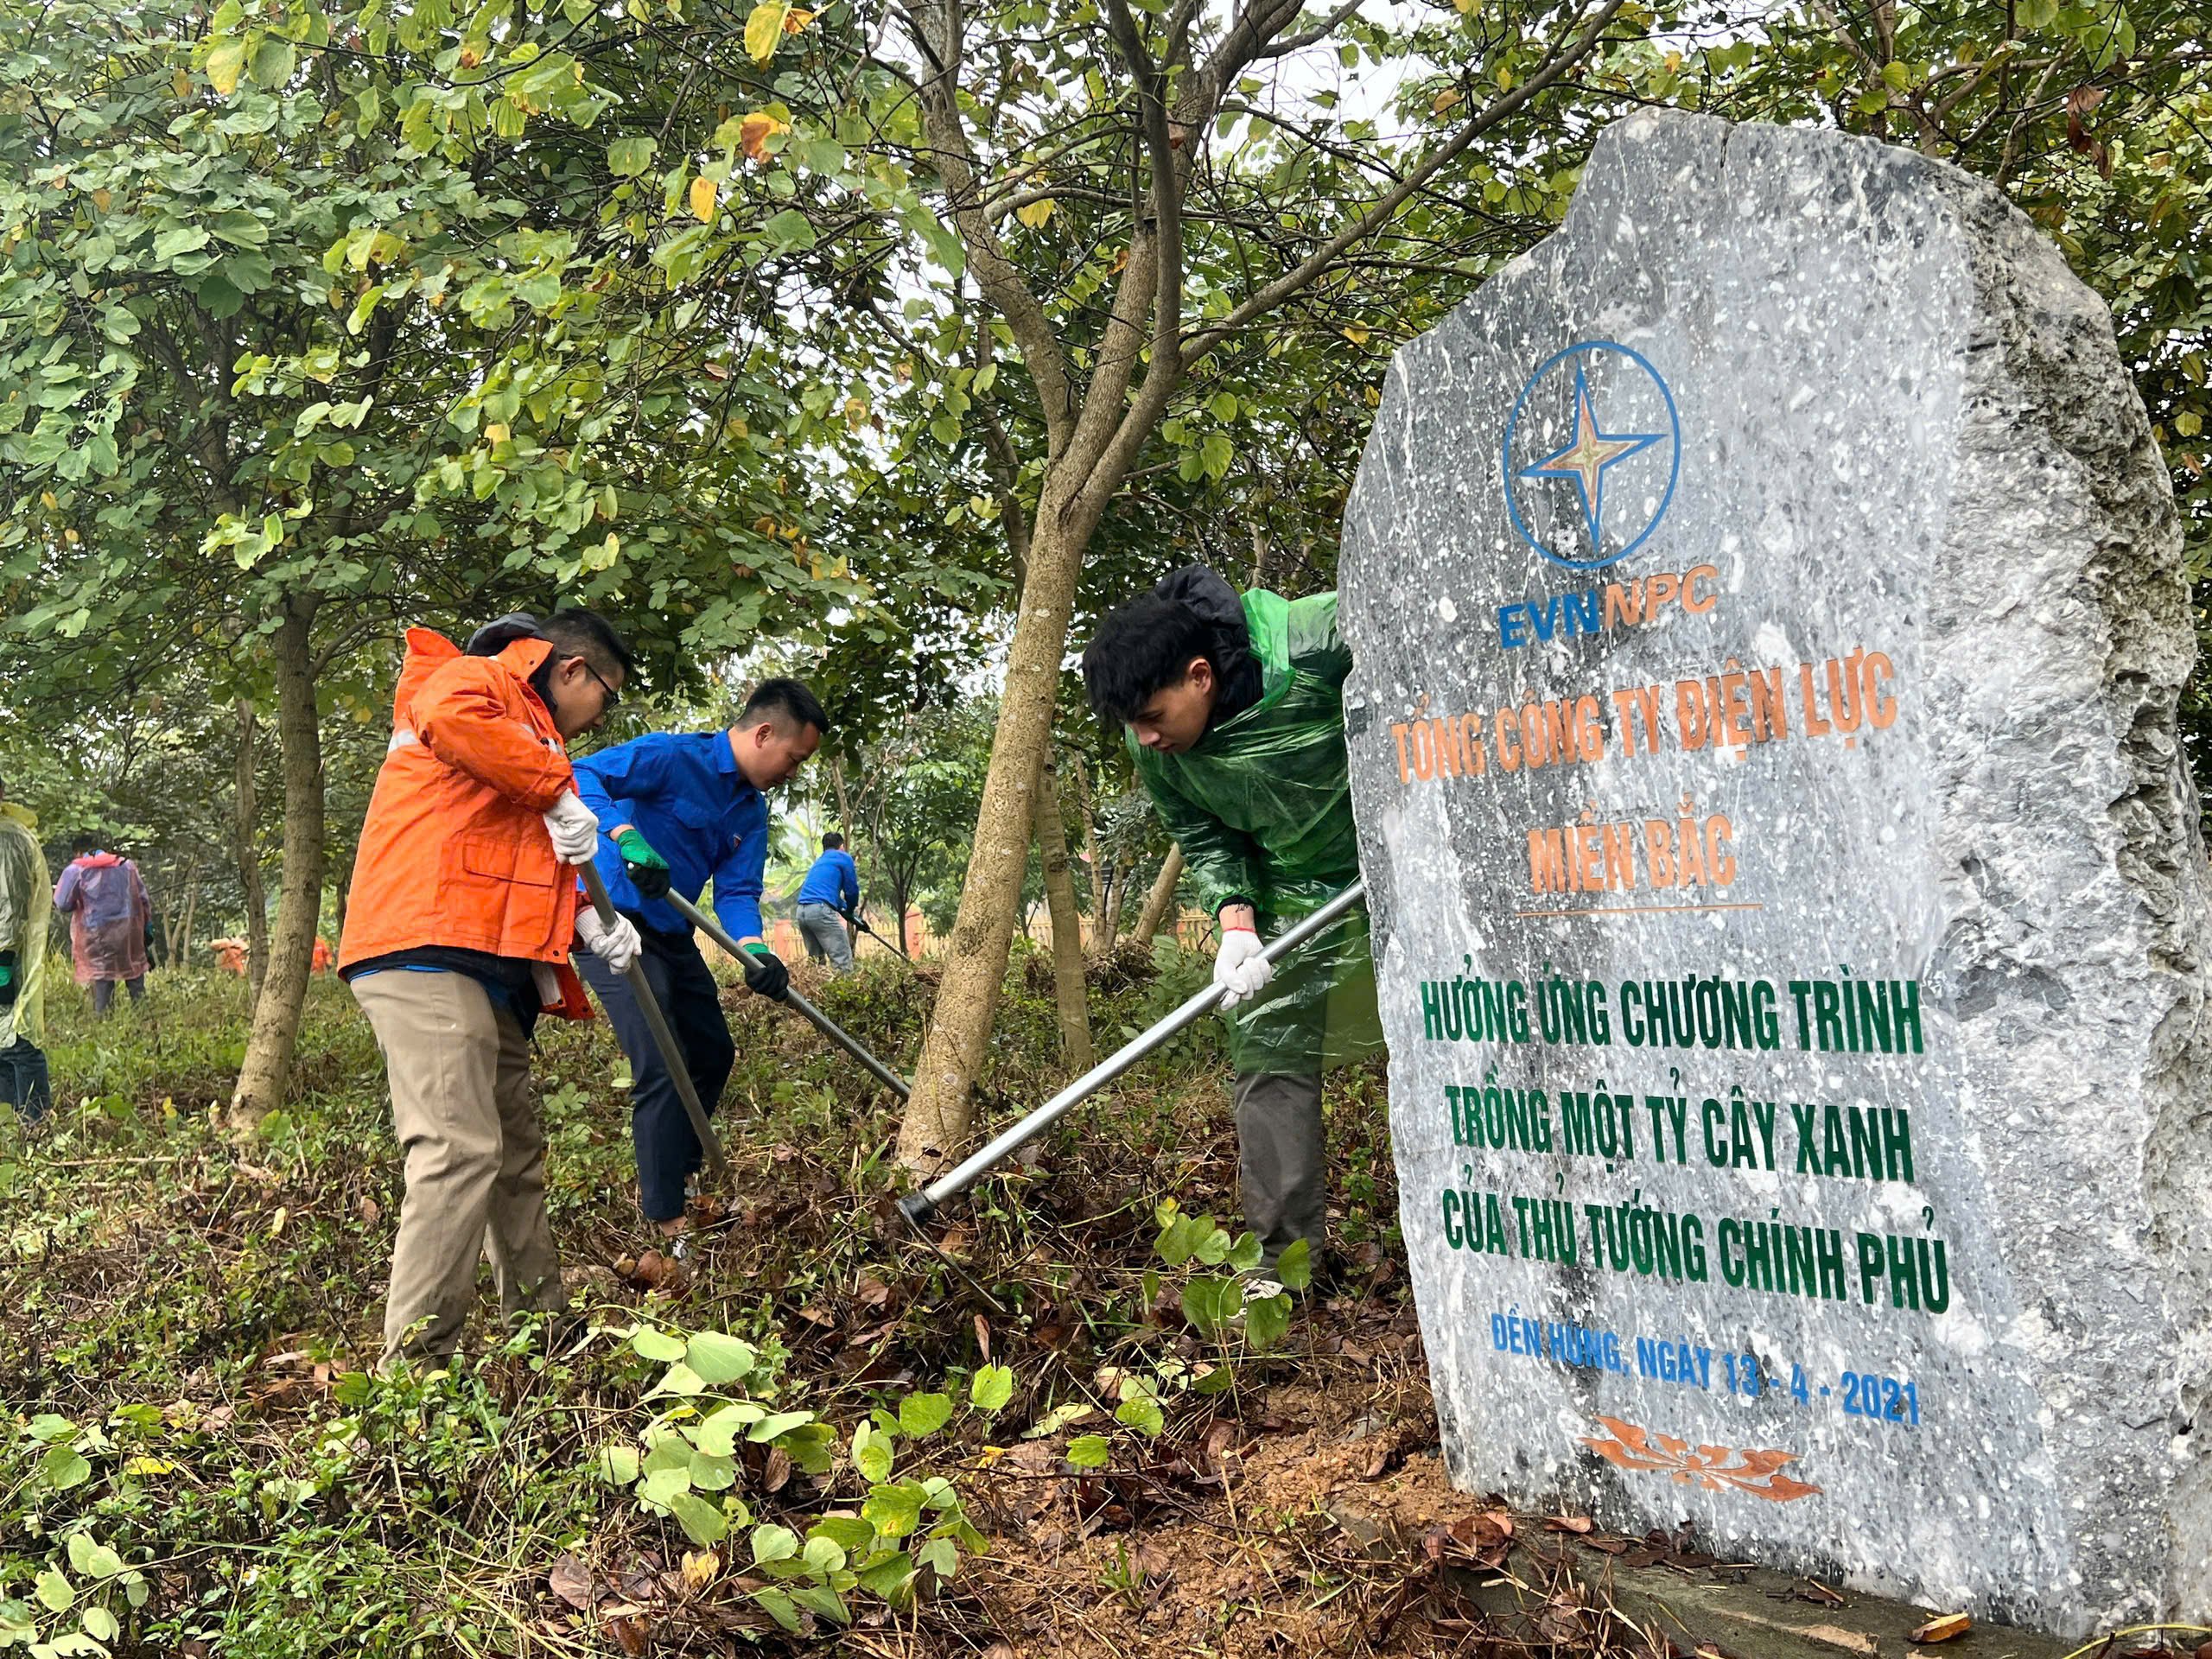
[579,861,730,1180]
[898,880,1367,1224]
[664,889,912,1102]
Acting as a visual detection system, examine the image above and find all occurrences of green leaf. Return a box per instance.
[249,36,296,86]
[1115,1394,1165,1437]
[916,1536,959,1580]
[763,208,817,251]
[649,1362,707,1397]
[686,1330,757,1385]
[33,1571,70,1614]
[668,1491,729,1545]
[1275,1238,1313,1293]
[82,1605,120,1643]
[2015,0,2057,24]
[209,211,269,249]
[1244,1292,1291,1352]
[852,1422,893,1484]
[204,39,245,95]
[630,1325,685,1363]
[693,1402,766,1457]
[748,1587,799,1631]
[595,1444,641,1485]
[809,1516,877,1553]
[860,1480,925,1538]
[639,1465,691,1507]
[688,1451,737,1491]
[898,1392,953,1438]
[1065,1434,1110,1469]
[751,1408,814,1443]
[751,1523,801,1566]
[1228,1231,1264,1274]
[969,1363,1014,1413]
[40,1446,92,1491]
[609,137,657,177]
[744,0,791,61]
[788,1584,851,1624]
[65,1537,122,1580]
[1209,391,1238,422]
[153,226,211,263]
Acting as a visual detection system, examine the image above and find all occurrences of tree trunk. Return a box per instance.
[1069,753,1107,942]
[171,853,200,972]
[1099,850,1130,954]
[230,598,326,1131]
[331,839,353,950]
[1034,749,1093,1074]
[1132,845,1185,950]
[897,492,1102,1171]
[234,696,270,1007]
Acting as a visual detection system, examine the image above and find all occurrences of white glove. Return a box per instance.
[1214,926,1273,1010]
[542,789,598,865]
[575,906,642,975]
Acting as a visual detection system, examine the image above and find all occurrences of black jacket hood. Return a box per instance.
[1153,564,1262,724]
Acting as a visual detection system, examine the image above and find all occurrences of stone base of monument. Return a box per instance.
[1441,1535,2076,1659]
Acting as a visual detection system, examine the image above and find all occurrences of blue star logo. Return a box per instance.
[1501,341,1680,573]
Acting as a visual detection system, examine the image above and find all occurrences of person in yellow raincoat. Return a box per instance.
[0,769,53,1122]
[1082,565,1381,1280]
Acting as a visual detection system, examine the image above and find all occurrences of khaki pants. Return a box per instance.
[353,970,563,1369]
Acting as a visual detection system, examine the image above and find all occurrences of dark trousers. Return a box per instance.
[0,1037,50,1122]
[91,976,144,1016]
[576,927,734,1223]
[1234,1071,1325,1268]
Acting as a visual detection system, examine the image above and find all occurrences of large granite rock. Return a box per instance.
[1338,110,2211,1636]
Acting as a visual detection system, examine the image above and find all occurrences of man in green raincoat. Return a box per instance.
[0,768,53,1122]
[1082,565,1379,1277]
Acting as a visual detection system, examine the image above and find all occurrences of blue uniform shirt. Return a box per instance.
[572,731,766,941]
[797,849,858,912]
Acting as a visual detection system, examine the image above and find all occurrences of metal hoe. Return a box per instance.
[895,880,1367,1225]
[664,889,912,1102]
[578,861,730,1180]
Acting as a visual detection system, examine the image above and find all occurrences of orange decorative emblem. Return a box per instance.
[1580,1416,1822,1503]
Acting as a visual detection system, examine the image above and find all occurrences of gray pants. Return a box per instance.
[1234,1071,1325,1268]
[796,903,854,973]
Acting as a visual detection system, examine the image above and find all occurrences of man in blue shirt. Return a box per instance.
[794,832,859,974]
[572,678,828,1243]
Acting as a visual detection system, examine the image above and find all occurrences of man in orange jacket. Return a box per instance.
[339,609,640,1370]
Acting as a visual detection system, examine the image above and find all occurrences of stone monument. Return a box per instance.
[1338,110,2212,1636]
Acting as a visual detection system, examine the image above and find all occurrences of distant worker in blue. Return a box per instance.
[794,832,860,975]
[571,679,829,1245]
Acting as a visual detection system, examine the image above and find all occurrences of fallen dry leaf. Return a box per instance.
[763,1446,792,1493]
[1907,1612,1972,1643]
[680,1549,718,1592]
[1542,1514,1593,1534]
[547,1553,594,1611]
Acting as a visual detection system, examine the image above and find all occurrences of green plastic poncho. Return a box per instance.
[1128,574,1381,1075]
[0,803,52,1050]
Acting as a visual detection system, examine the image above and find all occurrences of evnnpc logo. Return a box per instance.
[1501,341,1680,573]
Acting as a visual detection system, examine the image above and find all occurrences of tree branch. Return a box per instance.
[1180,0,1628,374]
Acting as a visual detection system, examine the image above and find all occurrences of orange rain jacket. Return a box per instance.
[337,627,592,1019]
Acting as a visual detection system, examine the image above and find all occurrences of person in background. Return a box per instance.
[794,831,859,975]
[571,679,827,1248]
[53,836,150,1016]
[0,770,52,1122]
[339,608,637,1371]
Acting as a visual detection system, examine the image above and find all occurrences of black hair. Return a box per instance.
[740,677,829,735]
[1082,592,1218,723]
[822,831,844,850]
[71,833,94,854]
[518,608,635,707]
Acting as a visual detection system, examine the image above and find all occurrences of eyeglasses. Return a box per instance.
[575,658,621,710]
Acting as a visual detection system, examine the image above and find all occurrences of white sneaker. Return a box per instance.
[1242,1276,1288,1304]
